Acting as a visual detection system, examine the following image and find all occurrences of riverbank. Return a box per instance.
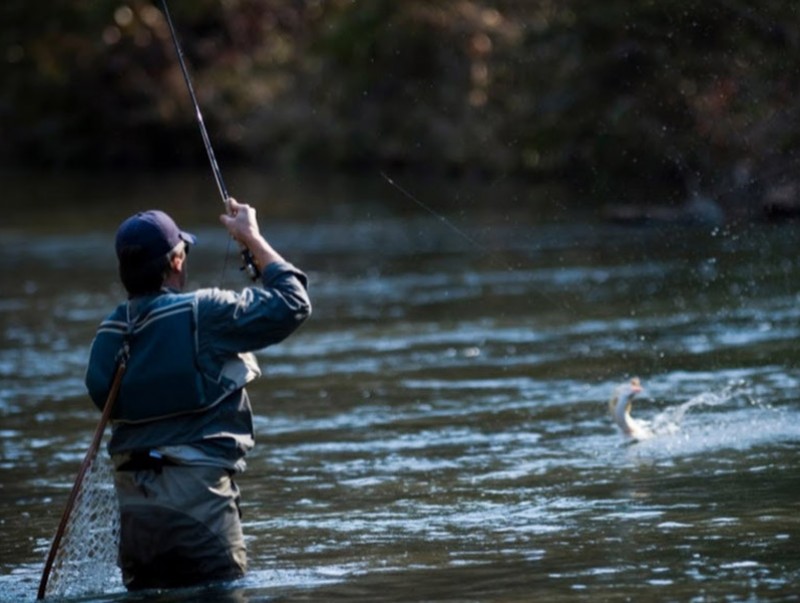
[3,1,800,213]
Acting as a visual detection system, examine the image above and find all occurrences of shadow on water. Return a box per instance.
[2,169,800,601]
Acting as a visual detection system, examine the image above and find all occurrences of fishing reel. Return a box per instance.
[240,248,261,281]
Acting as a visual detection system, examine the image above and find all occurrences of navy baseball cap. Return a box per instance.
[115,210,197,262]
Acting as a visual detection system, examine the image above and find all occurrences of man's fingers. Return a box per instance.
[225,197,237,215]
[220,199,259,245]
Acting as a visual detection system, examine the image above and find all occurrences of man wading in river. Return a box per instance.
[85,199,311,590]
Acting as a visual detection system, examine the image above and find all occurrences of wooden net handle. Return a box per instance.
[37,360,126,600]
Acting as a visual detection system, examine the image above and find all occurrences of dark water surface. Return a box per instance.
[1,170,799,601]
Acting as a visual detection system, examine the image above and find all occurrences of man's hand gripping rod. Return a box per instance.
[161,0,259,280]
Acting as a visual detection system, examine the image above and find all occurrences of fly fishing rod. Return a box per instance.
[161,0,259,280]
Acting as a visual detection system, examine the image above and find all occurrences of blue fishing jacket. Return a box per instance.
[85,261,310,468]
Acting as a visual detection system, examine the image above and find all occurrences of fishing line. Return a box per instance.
[161,0,258,281]
[380,171,486,252]
[380,171,568,309]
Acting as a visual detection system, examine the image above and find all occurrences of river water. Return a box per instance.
[1,170,799,601]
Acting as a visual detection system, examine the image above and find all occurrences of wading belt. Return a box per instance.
[117,450,179,473]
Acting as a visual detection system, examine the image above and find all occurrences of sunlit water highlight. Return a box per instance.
[1,172,799,601]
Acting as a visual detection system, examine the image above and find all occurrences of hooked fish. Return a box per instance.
[609,377,653,440]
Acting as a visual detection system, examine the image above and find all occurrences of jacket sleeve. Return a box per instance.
[195,261,311,358]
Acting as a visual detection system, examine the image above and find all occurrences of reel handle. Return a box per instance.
[240,248,260,281]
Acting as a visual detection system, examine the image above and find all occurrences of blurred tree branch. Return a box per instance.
[2,0,799,209]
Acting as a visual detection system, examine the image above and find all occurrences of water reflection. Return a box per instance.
[1,171,799,601]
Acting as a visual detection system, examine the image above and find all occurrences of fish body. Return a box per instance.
[610,377,653,440]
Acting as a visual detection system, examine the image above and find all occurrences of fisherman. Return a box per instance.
[85,199,311,590]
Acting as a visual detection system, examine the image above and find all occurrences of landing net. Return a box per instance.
[42,443,121,599]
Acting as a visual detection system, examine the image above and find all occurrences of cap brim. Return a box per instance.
[179,230,197,245]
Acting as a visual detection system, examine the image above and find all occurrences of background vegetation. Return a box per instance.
[3,1,800,212]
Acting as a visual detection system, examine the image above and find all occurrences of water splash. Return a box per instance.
[626,380,799,459]
[649,379,754,435]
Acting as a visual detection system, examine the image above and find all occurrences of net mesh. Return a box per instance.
[43,444,121,599]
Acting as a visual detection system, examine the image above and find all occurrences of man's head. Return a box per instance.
[116,210,196,297]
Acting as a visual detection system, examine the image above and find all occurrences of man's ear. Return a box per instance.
[170,252,185,273]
